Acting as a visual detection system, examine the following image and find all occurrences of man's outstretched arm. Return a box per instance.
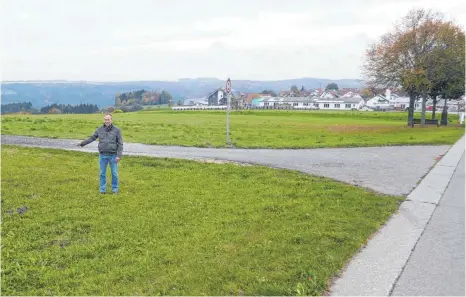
[78,130,98,147]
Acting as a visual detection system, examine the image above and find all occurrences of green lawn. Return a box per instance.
[1,110,464,148]
[1,146,403,296]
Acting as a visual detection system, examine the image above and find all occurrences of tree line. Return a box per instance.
[115,89,174,106]
[40,103,100,114]
[1,102,35,114]
[0,102,100,114]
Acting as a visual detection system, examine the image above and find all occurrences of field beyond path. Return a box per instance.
[1,110,464,148]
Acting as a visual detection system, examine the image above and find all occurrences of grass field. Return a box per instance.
[1,146,403,295]
[1,110,464,148]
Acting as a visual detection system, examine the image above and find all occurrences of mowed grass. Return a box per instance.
[2,146,403,296]
[1,110,464,148]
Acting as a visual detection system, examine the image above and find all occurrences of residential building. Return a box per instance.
[258,97,314,108]
[314,97,365,110]
[206,88,243,106]
[183,97,208,106]
[366,94,391,109]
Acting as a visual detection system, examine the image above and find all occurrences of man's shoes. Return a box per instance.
[112,191,118,195]
[100,192,106,195]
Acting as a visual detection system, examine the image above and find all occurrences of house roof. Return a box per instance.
[369,94,388,101]
[341,92,362,99]
[320,91,339,99]
[206,87,240,99]
[246,93,265,103]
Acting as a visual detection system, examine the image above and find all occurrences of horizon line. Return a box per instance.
[1,77,365,84]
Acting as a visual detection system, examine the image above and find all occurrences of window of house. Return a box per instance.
[303,103,309,106]
[293,103,298,106]
[335,104,340,108]
[264,102,269,106]
[274,102,279,106]
[345,104,351,108]
[324,103,329,108]
[401,104,406,109]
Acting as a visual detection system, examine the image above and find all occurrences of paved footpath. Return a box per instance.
[391,153,465,296]
[330,136,465,296]
[1,135,452,196]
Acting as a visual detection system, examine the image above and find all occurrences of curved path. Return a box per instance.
[1,135,450,196]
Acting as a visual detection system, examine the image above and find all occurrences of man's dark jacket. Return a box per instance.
[80,124,123,158]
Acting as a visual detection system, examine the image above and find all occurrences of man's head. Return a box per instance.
[104,114,112,126]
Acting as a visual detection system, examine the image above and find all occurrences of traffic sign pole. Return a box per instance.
[225,78,231,146]
[226,94,231,145]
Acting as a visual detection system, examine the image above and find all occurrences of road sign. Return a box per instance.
[225,78,232,94]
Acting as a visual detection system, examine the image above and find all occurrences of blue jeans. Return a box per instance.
[99,154,118,193]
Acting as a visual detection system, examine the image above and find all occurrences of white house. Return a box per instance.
[258,97,280,107]
[183,97,208,106]
[314,97,365,110]
[383,89,410,110]
[258,97,315,107]
[389,96,410,110]
[366,95,391,109]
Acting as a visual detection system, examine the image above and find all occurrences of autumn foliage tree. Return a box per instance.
[115,89,173,106]
[363,9,465,126]
[425,21,465,120]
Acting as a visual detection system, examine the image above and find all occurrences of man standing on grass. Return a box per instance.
[77,113,123,194]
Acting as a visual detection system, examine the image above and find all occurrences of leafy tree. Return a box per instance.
[363,9,464,126]
[160,90,173,105]
[325,83,339,91]
[261,89,277,97]
[360,88,374,99]
[424,21,465,119]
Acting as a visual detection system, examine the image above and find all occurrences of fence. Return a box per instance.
[172,105,320,111]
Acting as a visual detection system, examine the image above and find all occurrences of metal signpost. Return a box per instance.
[225,78,232,145]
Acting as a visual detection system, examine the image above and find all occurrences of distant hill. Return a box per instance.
[1,78,364,108]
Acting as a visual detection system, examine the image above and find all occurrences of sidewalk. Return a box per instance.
[391,154,464,296]
[330,136,465,296]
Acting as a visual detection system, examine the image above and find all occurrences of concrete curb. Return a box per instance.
[329,135,465,296]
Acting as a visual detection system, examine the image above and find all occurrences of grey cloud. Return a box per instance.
[2,0,465,81]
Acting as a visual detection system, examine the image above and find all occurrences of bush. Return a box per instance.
[104,106,116,113]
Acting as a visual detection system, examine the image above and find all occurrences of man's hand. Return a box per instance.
[116,157,121,162]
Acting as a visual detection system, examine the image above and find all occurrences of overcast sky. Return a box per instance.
[1,0,465,81]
